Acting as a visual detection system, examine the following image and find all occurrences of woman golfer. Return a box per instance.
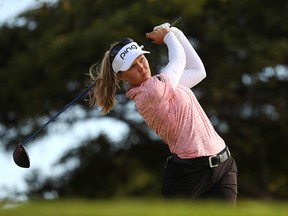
[89,24,238,204]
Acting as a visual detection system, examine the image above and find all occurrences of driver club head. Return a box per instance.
[13,144,30,168]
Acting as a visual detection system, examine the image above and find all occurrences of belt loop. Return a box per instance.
[165,155,174,168]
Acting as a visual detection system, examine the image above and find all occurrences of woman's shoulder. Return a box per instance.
[127,74,174,102]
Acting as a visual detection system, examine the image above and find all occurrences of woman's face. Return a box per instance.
[118,54,151,87]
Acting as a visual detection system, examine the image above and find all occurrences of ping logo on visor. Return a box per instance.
[110,38,150,73]
[119,44,138,60]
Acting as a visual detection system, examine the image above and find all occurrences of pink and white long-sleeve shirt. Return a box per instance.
[126,29,225,158]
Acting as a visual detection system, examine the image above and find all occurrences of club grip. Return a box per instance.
[141,16,183,48]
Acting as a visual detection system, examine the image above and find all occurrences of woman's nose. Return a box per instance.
[137,63,144,72]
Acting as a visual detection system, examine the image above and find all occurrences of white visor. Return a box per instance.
[111,42,150,73]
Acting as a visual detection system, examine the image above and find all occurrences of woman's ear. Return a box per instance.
[117,72,124,81]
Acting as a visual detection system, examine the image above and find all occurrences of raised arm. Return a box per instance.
[170,27,206,88]
[146,28,186,89]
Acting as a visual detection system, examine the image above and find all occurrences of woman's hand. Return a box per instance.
[146,28,171,44]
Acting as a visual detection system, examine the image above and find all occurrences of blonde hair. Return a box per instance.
[88,47,120,114]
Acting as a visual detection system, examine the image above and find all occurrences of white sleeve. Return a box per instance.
[170,27,206,88]
[160,32,186,89]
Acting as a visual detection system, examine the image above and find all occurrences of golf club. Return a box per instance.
[13,16,182,168]
[13,84,94,168]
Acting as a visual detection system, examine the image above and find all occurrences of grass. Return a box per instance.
[1,198,288,216]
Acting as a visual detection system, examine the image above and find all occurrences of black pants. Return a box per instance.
[162,156,238,204]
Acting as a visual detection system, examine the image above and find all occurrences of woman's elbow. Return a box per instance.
[202,69,207,79]
[200,66,207,80]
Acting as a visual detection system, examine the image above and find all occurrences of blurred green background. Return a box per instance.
[0,0,287,202]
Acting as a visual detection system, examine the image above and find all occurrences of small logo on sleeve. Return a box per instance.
[156,75,165,83]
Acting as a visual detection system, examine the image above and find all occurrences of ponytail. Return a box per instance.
[88,50,119,114]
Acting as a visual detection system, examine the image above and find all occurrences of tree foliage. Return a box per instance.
[1,0,288,199]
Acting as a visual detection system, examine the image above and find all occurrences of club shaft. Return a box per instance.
[21,84,94,146]
[170,16,182,27]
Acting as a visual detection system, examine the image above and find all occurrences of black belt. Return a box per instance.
[169,146,231,168]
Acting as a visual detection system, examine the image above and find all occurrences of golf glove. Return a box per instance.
[153,22,171,30]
